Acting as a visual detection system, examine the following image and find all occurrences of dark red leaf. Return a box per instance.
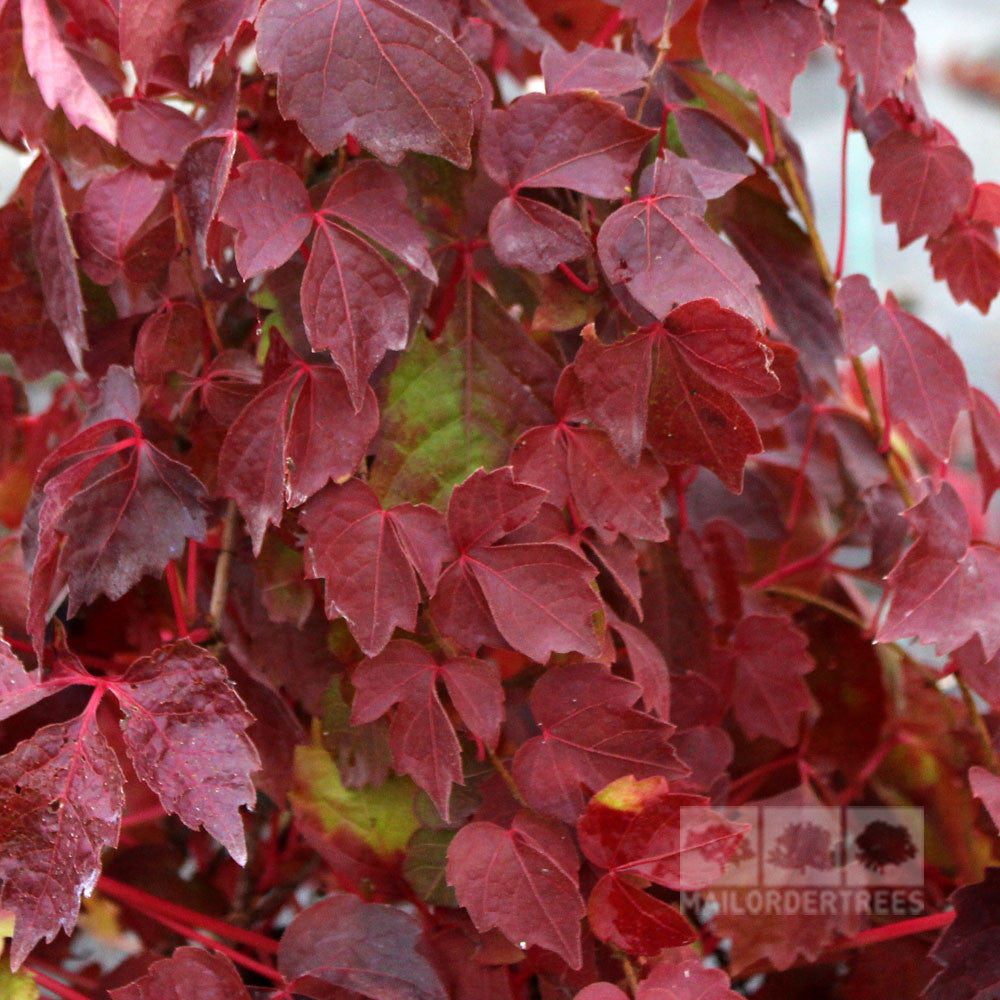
[513,663,686,823]
[489,194,591,273]
[597,155,764,326]
[836,274,969,459]
[0,715,123,969]
[446,808,585,968]
[256,0,481,165]
[727,614,817,745]
[32,165,87,370]
[352,639,503,818]
[698,0,824,116]
[586,872,695,955]
[218,363,378,554]
[119,0,181,89]
[302,479,452,656]
[0,629,49,721]
[879,481,1000,657]
[577,774,747,889]
[108,948,252,1000]
[870,128,975,247]
[175,132,237,269]
[277,894,447,1000]
[541,42,647,97]
[217,159,312,279]
[480,91,655,197]
[834,0,916,112]
[112,641,260,864]
[76,167,167,285]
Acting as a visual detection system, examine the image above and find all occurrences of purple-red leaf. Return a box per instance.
[597,155,764,326]
[109,948,252,1000]
[972,387,1000,511]
[834,0,916,112]
[513,663,687,823]
[0,715,123,969]
[698,0,824,117]
[352,640,503,818]
[480,91,655,198]
[277,894,447,1000]
[728,614,816,745]
[112,641,260,865]
[32,165,86,371]
[541,42,647,97]
[870,129,975,247]
[302,479,452,657]
[837,274,969,459]
[489,194,591,273]
[218,363,378,554]
[879,481,1000,658]
[928,218,1000,314]
[217,160,312,279]
[20,0,116,142]
[256,0,481,165]
[446,809,585,968]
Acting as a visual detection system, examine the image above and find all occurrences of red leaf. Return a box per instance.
[834,0,916,112]
[302,479,452,656]
[870,129,975,247]
[217,160,313,279]
[836,274,969,459]
[446,809,585,968]
[586,872,696,955]
[118,0,182,89]
[352,639,503,818]
[256,0,481,165]
[489,194,591,273]
[218,362,378,554]
[969,766,1000,835]
[541,42,648,97]
[302,218,411,410]
[728,614,817,745]
[112,641,260,864]
[0,715,123,969]
[879,481,1000,657]
[971,387,1000,511]
[577,774,747,890]
[698,0,824,117]
[108,948,252,1000]
[321,160,436,281]
[19,0,116,143]
[481,91,655,198]
[277,894,447,1000]
[32,165,87,370]
[928,218,1000,314]
[636,960,742,1000]
[512,418,670,541]
[76,168,167,285]
[597,156,764,326]
[175,132,237,269]
[926,868,1000,1000]
[0,629,49,721]
[513,663,687,823]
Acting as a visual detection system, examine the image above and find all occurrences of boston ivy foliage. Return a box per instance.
[2,0,1000,997]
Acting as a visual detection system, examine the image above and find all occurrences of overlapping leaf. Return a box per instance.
[302,479,452,657]
[256,0,481,165]
[446,808,585,968]
[837,274,969,459]
[109,948,252,1000]
[217,360,378,554]
[834,0,916,111]
[352,639,503,818]
[430,468,602,660]
[513,663,687,823]
[879,481,1000,658]
[597,154,764,326]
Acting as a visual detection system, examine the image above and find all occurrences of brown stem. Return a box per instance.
[763,585,867,630]
[172,195,223,353]
[486,744,526,806]
[209,501,238,631]
[955,672,1000,772]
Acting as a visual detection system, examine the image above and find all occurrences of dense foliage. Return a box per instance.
[2,0,1000,997]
